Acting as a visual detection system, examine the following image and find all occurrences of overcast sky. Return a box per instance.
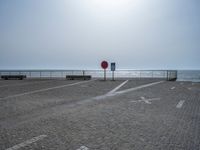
[0,0,199,70]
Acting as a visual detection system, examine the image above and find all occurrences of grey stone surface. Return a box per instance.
[0,79,199,150]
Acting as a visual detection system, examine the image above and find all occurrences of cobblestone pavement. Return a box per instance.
[0,79,199,150]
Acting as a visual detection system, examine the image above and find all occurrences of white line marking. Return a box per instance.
[131,97,160,104]
[0,81,164,129]
[139,98,160,104]
[85,81,164,102]
[5,135,47,150]
[107,80,128,95]
[176,100,185,108]
[115,81,164,95]
[171,87,175,90]
[0,80,94,100]
[77,146,89,150]
[188,87,192,90]
[0,80,52,88]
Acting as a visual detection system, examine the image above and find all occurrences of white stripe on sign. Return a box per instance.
[107,80,128,95]
[0,80,95,100]
[176,100,185,108]
[5,135,47,150]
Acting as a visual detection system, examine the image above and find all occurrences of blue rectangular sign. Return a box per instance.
[111,62,116,71]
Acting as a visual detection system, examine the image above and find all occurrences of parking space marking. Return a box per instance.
[84,81,164,102]
[0,80,95,100]
[131,97,160,104]
[5,135,47,150]
[76,146,89,150]
[0,80,52,88]
[188,87,192,90]
[171,87,175,90]
[107,80,128,95]
[176,100,185,108]
[115,81,164,95]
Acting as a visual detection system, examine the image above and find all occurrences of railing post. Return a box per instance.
[170,71,172,80]
[50,71,52,79]
[167,70,169,81]
[163,71,165,79]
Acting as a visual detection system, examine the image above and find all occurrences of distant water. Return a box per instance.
[177,70,200,82]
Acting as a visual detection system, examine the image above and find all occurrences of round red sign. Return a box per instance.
[101,61,108,69]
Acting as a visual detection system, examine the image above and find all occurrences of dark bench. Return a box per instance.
[1,75,26,80]
[168,78,177,81]
[66,75,91,80]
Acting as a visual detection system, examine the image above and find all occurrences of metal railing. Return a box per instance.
[0,70,177,81]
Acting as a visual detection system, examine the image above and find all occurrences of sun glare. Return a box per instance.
[85,0,138,16]
[92,0,132,9]
[91,0,134,10]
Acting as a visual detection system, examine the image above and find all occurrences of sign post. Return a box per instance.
[111,62,116,81]
[104,69,106,81]
[101,61,108,81]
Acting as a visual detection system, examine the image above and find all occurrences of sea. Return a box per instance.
[177,70,200,82]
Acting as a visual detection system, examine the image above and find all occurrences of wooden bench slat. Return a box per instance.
[1,75,26,80]
[66,75,91,80]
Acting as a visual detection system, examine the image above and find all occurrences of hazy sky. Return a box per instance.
[0,0,199,70]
